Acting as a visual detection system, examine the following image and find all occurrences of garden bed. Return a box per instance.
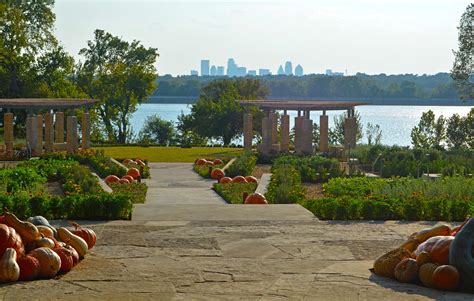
[214,182,257,204]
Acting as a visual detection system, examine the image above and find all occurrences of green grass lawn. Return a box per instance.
[93,146,243,163]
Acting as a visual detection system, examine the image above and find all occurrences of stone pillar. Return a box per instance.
[55,111,64,143]
[243,112,253,151]
[81,112,91,149]
[66,116,78,153]
[280,114,290,153]
[270,112,278,145]
[294,116,304,155]
[344,117,357,150]
[35,115,43,156]
[302,118,314,155]
[26,115,38,155]
[4,113,14,158]
[261,115,271,155]
[319,113,329,152]
[44,113,54,152]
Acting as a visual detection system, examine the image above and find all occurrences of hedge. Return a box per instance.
[225,152,257,177]
[214,182,257,204]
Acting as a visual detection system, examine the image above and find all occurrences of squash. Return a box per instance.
[126,168,141,180]
[0,248,20,282]
[432,265,460,291]
[57,227,88,258]
[449,218,474,291]
[36,225,55,239]
[399,238,420,252]
[195,159,207,166]
[210,168,225,180]
[394,258,418,283]
[27,216,57,238]
[135,159,146,166]
[123,159,134,165]
[105,175,120,184]
[52,247,74,274]
[232,176,248,183]
[59,243,80,266]
[29,247,61,278]
[212,159,223,165]
[118,178,130,184]
[418,263,439,288]
[17,255,40,281]
[71,222,97,249]
[416,251,432,266]
[409,224,451,244]
[122,175,135,183]
[244,176,258,183]
[204,161,214,166]
[35,235,56,249]
[219,177,232,184]
[373,248,411,278]
[244,193,268,205]
[0,224,24,259]
[4,208,40,244]
[414,235,454,265]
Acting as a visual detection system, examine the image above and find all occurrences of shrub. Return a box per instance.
[226,152,257,177]
[266,165,305,204]
[213,182,257,204]
[273,155,343,183]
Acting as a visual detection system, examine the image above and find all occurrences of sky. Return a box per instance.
[54,0,471,76]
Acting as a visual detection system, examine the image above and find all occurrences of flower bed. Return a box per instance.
[265,165,305,204]
[109,182,148,204]
[224,152,257,178]
[272,155,343,183]
[193,158,228,178]
[214,182,257,204]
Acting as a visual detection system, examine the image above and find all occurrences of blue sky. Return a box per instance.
[54,0,470,76]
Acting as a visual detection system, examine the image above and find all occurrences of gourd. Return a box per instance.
[195,159,207,166]
[52,247,74,273]
[29,247,61,278]
[414,235,454,265]
[213,159,223,165]
[59,242,80,265]
[245,176,258,183]
[122,175,135,183]
[449,217,474,291]
[394,258,418,283]
[416,251,431,266]
[105,175,120,184]
[409,224,451,244]
[399,238,420,252]
[244,193,268,205]
[36,225,55,239]
[0,248,20,282]
[126,168,141,180]
[232,176,248,183]
[135,159,146,166]
[219,177,232,184]
[27,216,57,237]
[57,227,88,258]
[373,248,411,278]
[17,255,40,281]
[432,265,460,291]
[118,178,130,184]
[0,224,24,258]
[418,263,439,288]
[35,235,56,249]
[210,168,225,180]
[4,208,40,244]
[71,222,97,249]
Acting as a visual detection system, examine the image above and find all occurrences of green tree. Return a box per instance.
[77,29,159,143]
[179,78,268,145]
[451,4,474,100]
[366,122,383,145]
[411,110,445,149]
[446,113,467,149]
[137,115,175,145]
[329,111,363,145]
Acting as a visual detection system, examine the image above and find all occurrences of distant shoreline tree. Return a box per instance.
[329,111,363,145]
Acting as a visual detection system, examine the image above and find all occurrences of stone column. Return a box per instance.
[294,116,304,155]
[4,113,14,157]
[320,113,329,152]
[55,111,64,143]
[35,115,43,156]
[81,112,91,149]
[26,115,38,155]
[243,112,253,151]
[44,113,54,152]
[302,118,314,155]
[344,116,357,150]
[270,112,278,145]
[261,114,271,155]
[66,115,78,153]
[280,114,290,153]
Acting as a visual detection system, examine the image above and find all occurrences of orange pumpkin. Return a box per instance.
[414,236,454,265]
[59,243,79,266]
[232,176,248,183]
[29,247,61,278]
[219,177,232,184]
[0,224,24,259]
[196,159,207,166]
[71,222,97,249]
[135,159,146,166]
[123,159,134,165]
[210,168,225,180]
[126,168,141,180]
[122,175,135,183]
[52,247,74,274]
[105,175,120,184]
[17,255,40,281]
[416,251,431,266]
[432,265,460,291]
[245,176,258,183]
[244,193,268,204]
[213,159,223,165]
[118,178,130,184]
[419,263,439,288]
[394,258,419,283]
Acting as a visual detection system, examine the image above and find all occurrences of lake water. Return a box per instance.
[130,103,472,146]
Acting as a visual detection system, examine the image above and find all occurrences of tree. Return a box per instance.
[446,113,467,149]
[329,111,363,145]
[411,110,445,149]
[451,4,474,100]
[179,78,268,145]
[366,122,382,145]
[137,115,175,145]
[77,29,159,143]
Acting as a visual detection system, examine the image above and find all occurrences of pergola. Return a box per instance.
[0,98,99,158]
[239,100,367,155]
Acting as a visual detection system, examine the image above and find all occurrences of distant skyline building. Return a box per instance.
[325,69,344,76]
[247,70,257,76]
[237,67,247,77]
[201,60,210,76]
[284,61,293,75]
[277,65,285,75]
[217,66,225,76]
[190,70,198,76]
[295,64,303,76]
[227,58,238,77]
[210,65,217,76]
[259,68,271,76]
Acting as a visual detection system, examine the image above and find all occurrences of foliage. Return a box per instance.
[77,29,159,143]
[213,182,257,204]
[225,152,257,177]
[411,110,446,149]
[446,108,474,150]
[451,4,474,100]
[120,160,150,179]
[366,122,383,145]
[266,165,305,204]
[109,182,148,204]
[272,155,343,183]
[193,161,226,178]
[137,115,175,145]
[329,112,363,145]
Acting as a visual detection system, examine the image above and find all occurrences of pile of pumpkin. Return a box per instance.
[195,158,224,167]
[0,208,96,283]
[105,167,141,185]
[373,218,474,292]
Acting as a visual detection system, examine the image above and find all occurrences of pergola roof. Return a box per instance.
[239,100,367,111]
[0,99,99,110]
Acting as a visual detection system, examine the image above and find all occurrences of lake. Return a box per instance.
[130,103,472,146]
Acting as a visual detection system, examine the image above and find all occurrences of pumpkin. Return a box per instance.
[37,225,55,239]
[213,159,223,165]
[17,255,40,281]
[35,235,55,249]
[71,222,97,249]
[118,178,130,184]
[60,243,80,266]
[409,224,451,243]
[27,216,57,237]
[416,251,431,266]
[414,235,454,265]
[394,258,418,283]
[52,247,74,274]
[0,224,24,259]
[373,248,411,278]
[122,175,135,183]
[0,215,5,224]
[4,208,40,244]
[418,263,439,288]
[123,159,134,165]
[0,248,20,282]
[244,193,268,205]
[449,218,474,291]
[126,168,141,180]
[135,159,146,166]
[432,265,460,291]
[219,177,232,184]
[105,175,120,184]
[245,176,258,183]
[57,227,88,258]
[210,168,225,180]
[29,247,61,278]
[196,159,207,166]
[205,161,214,166]
[232,176,247,183]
